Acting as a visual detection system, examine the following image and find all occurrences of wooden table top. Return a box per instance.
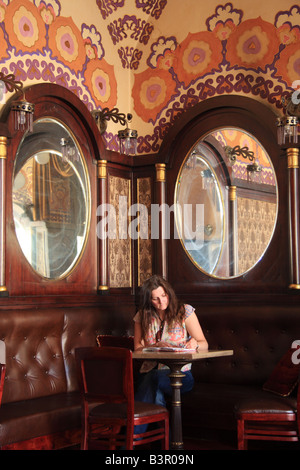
[132,348,233,361]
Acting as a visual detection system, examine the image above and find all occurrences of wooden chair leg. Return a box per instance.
[237,418,247,450]
[163,417,169,450]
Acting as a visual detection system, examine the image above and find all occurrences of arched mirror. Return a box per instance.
[174,127,278,279]
[12,118,90,279]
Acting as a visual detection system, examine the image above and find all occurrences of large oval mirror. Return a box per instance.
[174,127,278,278]
[12,118,90,279]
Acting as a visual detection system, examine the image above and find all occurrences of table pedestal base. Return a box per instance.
[167,362,186,450]
[132,349,233,451]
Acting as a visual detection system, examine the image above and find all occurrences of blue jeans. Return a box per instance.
[134,368,194,435]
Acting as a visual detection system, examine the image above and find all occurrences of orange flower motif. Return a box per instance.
[226,18,279,69]
[174,31,223,86]
[5,0,46,53]
[84,58,117,109]
[276,42,300,85]
[133,68,177,122]
[48,16,86,74]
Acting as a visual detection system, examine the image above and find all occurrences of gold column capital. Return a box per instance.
[287,148,299,169]
[155,163,166,182]
[229,185,237,201]
[97,159,107,179]
[0,136,7,159]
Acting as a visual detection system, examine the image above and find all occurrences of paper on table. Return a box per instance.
[142,346,196,353]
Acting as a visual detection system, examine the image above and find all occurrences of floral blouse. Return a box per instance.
[134,304,195,372]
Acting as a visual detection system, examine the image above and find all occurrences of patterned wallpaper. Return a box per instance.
[237,197,277,274]
[0,0,299,155]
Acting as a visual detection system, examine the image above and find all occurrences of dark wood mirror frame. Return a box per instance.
[1,83,104,297]
[156,95,292,298]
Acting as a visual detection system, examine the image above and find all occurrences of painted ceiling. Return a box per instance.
[0,0,299,155]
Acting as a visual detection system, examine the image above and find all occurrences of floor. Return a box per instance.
[64,432,300,451]
[184,436,300,451]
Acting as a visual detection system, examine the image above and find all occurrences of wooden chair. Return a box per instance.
[236,348,300,450]
[75,346,169,450]
[236,390,299,449]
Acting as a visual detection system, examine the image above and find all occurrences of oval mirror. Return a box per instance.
[12,118,90,279]
[174,127,278,278]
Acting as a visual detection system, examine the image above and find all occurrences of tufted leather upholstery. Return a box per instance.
[191,304,300,386]
[0,306,124,448]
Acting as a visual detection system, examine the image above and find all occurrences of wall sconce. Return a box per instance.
[246,160,262,183]
[276,92,299,145]
[92,107,138,155]
[0,71,34,132]
[60,137,79,162]
[224,144,261,182]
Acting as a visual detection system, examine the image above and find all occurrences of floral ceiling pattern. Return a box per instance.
[0,0,299,154]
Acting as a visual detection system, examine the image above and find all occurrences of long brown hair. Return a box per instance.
[138,275,185,340]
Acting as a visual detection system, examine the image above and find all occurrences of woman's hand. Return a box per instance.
[185,337,199,350]
[185,311,208,351]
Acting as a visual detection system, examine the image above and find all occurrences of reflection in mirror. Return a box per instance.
[175,155,224,274]
[12,118,90,279]
[174,128,278,279]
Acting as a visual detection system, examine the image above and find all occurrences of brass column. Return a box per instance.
[155,163,167,279]
[97,159,109,293]
[287,148,300,289]
[229,185,238,276]
[0,137,7,295]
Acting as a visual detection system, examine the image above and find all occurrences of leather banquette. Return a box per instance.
[0,306,123,449]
